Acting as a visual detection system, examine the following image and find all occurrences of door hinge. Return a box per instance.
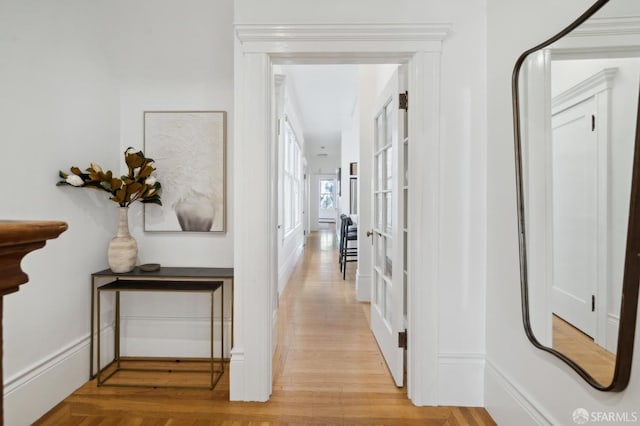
[398,330,408,349]
[592,295,595,312]
[399,91,408,111]
[592,114,596,131]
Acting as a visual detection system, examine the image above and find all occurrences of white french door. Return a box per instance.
[370,65,407,387]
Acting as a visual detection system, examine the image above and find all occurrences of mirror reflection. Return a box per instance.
[517,0,640,388]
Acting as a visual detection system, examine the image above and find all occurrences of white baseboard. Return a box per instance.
[229,347,245,401]
[4,326,113,426]
[278,242,304,294]
[355,271,371,302]
[272,308,278,356]
[485,359,559,426]
[4,314,236,425]
[605,313,620,354]
[437,353,485,406]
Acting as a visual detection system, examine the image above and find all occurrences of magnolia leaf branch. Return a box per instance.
[57,147,162,207]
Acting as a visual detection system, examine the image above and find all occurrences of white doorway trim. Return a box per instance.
[232,23,450,405]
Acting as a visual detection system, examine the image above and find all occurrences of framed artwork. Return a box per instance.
[350,177,358,214]
[143,111,226,232]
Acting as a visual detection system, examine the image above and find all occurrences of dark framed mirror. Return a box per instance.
[513,0,640,391]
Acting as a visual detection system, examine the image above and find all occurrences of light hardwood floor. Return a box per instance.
[552,314,616,385]
[36,229,495,425]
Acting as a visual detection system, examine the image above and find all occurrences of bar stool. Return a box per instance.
[338,214,356,267]
[339,215,358,280]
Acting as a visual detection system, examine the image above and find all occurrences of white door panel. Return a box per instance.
[551,97,597,337]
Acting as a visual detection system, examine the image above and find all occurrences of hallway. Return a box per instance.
[273,227,385,393]
[36,229,495,425]
[272,229,494,424]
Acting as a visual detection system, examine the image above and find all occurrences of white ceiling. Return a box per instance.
[280,64,359,158]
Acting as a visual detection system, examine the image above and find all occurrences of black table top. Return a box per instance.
[92,266,234,279]
[98,279,223,292]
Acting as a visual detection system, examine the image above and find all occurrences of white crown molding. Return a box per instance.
[552,67,617,112]
[569,16,640,38]
[235,23,452,56]
[550,17,640,59]
[236,23,451,43]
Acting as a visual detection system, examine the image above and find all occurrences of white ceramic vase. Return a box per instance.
[107,207,137,273]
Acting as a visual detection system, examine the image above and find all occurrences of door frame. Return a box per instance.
[232,23,450,405]
[317,175,338,224]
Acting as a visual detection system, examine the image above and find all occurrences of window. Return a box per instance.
[319,179,335,209]
[284,119,302,233]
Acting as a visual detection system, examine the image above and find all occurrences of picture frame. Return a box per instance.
[143,111,226,232]
[350,177,358,214]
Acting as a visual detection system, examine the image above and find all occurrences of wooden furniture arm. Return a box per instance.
[0,220,68,296]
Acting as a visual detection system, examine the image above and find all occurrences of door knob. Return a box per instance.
[366,230,373,237]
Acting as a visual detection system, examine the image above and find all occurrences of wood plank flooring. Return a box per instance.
[552,314,615,385]
[35,229,495,425]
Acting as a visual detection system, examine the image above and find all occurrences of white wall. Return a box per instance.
[113,0,234,268]
[0,1,235,422]
[110,0,235,361]
[307,139,340,231]
[0,1,119,424]
[486,1,640,424]
[341,99,359,218]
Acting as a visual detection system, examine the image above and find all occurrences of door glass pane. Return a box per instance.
[385,146,393,191]
[377,153,383,191]
[385,192,392,233]
[384,236,393,277]
[385,282,392,323]
[403,143,408,187]
[373,272,378,305]
[381,277,387,318]
[403,188,408,226]
[403,272,407,317]
[386,103,393,146]
[376,113,384,151]
[403,233,408,272]
[376,194,383,229]
[377,234,384,269]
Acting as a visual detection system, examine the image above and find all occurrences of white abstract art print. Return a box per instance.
[144,111,226,232]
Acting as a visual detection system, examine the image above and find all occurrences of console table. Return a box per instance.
[90,267,233,388]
